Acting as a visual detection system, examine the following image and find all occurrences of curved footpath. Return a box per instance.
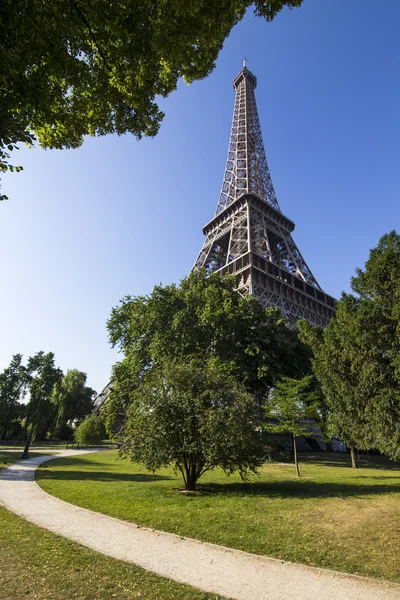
[0,450,399,600]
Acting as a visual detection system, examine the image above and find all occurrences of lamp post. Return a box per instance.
[20,427,33,459]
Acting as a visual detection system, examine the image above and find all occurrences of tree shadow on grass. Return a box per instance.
[299,452,400,471]
[35,470,172,483]
[355,475,400,480]
[198,479,400,499]
[44,457,114,467]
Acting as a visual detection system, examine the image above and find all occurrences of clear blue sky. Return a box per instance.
[1,0,399,393]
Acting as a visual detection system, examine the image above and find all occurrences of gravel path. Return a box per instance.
[0,450,399,600]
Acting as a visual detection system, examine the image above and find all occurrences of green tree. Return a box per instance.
[1,0,302,199]
[299,314,372,468]
[264,375,320,476]
[299,231,400,463]
[106,270,310,433]
[74,414,106,446]
[120,358,263,491]
[25,352,63,440]
[0,354,27,439]
[50,369,96,437]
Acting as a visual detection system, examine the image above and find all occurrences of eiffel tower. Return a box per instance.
[194,62,336,327]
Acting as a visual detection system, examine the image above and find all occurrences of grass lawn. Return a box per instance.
[0,455,224,600]
[36,450,400,582]
[0,450,54,464]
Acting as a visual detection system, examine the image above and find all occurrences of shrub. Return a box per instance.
[74,415,106,446]
[52,423,74,441]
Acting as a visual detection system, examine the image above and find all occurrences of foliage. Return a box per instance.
[299,313,372,468]
[24,351,63,440]
[0,354,26,439]
[52,423,75,442]
[262,437,288,462]
[106,269,310,432]
[51,369,95,434]
[0,0,303,199]
[299,231,400,461]
[74,414,106,446]
[4,418,23,440]
[264,375,320,475]
[36,450,400,582]
[101,365,132,437]
[0,351,97,441]
[119,358,263,490]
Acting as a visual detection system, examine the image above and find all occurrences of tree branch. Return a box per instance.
[69,0,111,71]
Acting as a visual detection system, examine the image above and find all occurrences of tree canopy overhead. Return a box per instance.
[1,0,303,199]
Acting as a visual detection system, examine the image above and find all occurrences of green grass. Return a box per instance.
[0,450,54,464]
[0,442,69,449]
[0,455,224,599]
[36,450,400,582]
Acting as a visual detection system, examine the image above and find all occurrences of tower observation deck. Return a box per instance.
[194,65,335,327]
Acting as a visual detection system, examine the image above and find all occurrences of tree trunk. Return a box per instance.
[349,443,358,469]
[185,467,198,491]
[23,416,30,441]
[293,434,300,477]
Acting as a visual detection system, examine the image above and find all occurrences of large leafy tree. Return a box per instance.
[0,354,27,439]
[106,270,310,433]
[299,231,400,462]
[50,369,96,436]
[1,0,302,199]
[299,310,373,468]
[120,358,263,490]
[25,351,63,440]
[264,375,320,476]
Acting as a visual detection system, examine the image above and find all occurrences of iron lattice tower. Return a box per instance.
[194,64,335,327]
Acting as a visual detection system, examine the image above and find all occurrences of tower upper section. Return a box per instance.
[194,65,336,327]
[215,65,281,215]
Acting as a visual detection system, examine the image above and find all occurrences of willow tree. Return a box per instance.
[50,369,95,437]
[25,352,63,441]
[0,354,26,439]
